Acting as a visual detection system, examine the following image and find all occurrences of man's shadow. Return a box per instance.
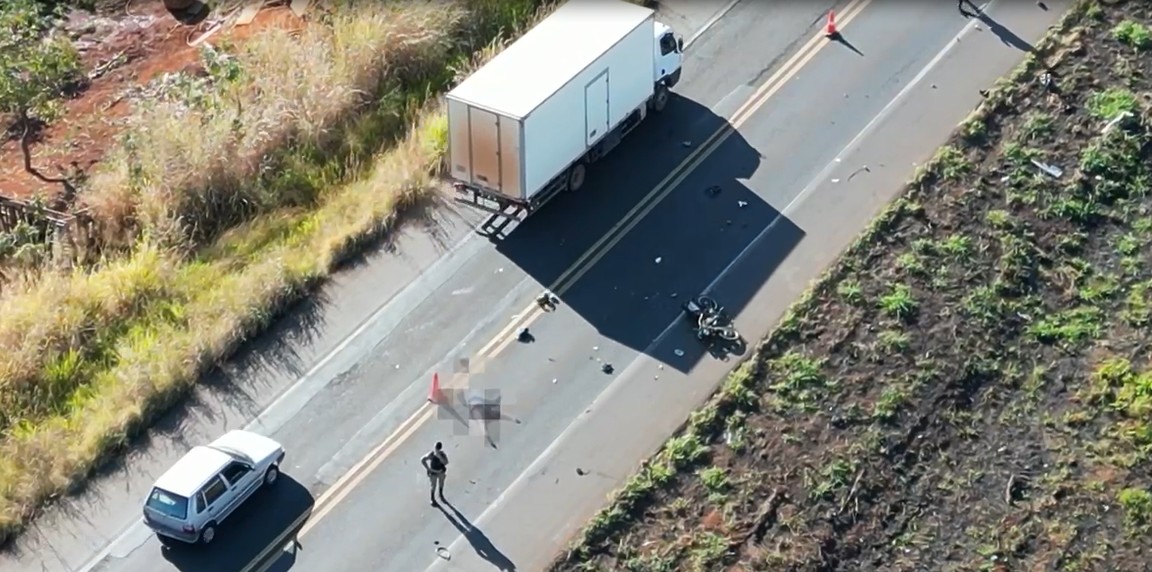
[976,10,1037,53]
[437,500,517,571]
[959,1,1037,54]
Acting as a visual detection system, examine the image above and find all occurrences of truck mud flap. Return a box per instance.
[452,194,525,239]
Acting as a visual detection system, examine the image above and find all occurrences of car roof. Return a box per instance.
[152,445,235,497]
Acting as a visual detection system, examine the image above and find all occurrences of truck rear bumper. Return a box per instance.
[452,183,530,219]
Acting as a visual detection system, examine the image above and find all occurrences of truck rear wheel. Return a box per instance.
[652,85,670,113]
[567,163,587,192]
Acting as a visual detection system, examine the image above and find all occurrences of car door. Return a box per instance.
[197,474,233,524]
[220,460,260,509]
[190,491,209,530]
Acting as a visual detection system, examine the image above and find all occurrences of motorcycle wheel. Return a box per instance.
[718,326,740,341]
[694,296,719,313]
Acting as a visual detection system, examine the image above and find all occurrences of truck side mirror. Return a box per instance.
[677,37,684,52]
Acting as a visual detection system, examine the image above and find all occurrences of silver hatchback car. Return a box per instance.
[142,430,285,545]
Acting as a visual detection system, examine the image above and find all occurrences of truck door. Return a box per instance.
[584,71,610,148]
[468,107,503,193]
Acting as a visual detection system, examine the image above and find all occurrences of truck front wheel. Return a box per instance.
[567,163,587,192]
[652,85,670,113]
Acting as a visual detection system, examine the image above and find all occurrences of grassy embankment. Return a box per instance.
[552,1,1152,570]
[0,0,551,544]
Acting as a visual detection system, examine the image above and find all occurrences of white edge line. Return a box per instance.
[313,277,538,484]
[684,0,741,48]
[779,1,994,215]
[62,0,753,552]
[77,3,991,570]
[74,228,482,572]
[427,8,994,569]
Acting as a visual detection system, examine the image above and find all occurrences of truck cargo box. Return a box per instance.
[446,0,657,202]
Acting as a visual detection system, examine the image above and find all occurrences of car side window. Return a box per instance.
[200,475,228,507]
[194,493,206,514]
[221,461,252,486]
[659,33,676,56]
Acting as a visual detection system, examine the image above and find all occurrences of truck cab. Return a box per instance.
[654,22,684,88]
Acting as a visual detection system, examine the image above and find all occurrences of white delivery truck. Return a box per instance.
[446,0,684,221]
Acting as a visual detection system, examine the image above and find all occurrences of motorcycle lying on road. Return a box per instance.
[682,295,740,342]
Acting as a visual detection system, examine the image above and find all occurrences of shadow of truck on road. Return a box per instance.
[491,93,805,373]
[160,475,313,572]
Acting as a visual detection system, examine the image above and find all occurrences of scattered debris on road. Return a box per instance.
[433,541,451,560]
[847,165,871,181]
[536,290,560,311]
[550,5,1152,570]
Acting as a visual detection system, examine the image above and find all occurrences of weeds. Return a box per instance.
[878,283,918,321]
[550,2,1152,571]
[1116,490,1152,539]
[1086,87,1138,120]
[86,3,469,247]
[0,0,550,542]
[1112,19,1152,50]
[698,466,730,500]
[0,0,83,131]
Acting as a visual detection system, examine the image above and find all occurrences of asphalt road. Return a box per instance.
[0,1,1069,572]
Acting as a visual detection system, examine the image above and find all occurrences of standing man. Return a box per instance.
[421,441,449,505]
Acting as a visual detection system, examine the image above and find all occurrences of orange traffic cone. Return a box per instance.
[825,10,839,38]
[427,372,443,403]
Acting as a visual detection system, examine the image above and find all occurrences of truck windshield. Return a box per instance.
[146,487,189,520]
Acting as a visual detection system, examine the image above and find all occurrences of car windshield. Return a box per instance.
[146,487,188,520]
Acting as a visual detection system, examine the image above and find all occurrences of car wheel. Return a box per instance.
[263,465,280,487]
[199,523,217,545]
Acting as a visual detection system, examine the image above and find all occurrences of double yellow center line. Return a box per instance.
[245,1,874,566]
[494,0,874,343]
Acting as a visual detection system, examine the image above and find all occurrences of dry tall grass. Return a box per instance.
[0,0,551,542]
[85,2,468,246]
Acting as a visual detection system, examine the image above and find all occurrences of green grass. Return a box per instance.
[0,0,82,131]
[549,2,1152,570]
[0,0,554,544]
[1086,87,1138,120]
[1112,19,1152,50]
[1117,487,1152,533]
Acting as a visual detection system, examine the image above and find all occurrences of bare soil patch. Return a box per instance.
[0,1,305,203]
[552,1,1152,571]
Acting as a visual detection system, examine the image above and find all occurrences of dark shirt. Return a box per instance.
[424,450,447,473]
